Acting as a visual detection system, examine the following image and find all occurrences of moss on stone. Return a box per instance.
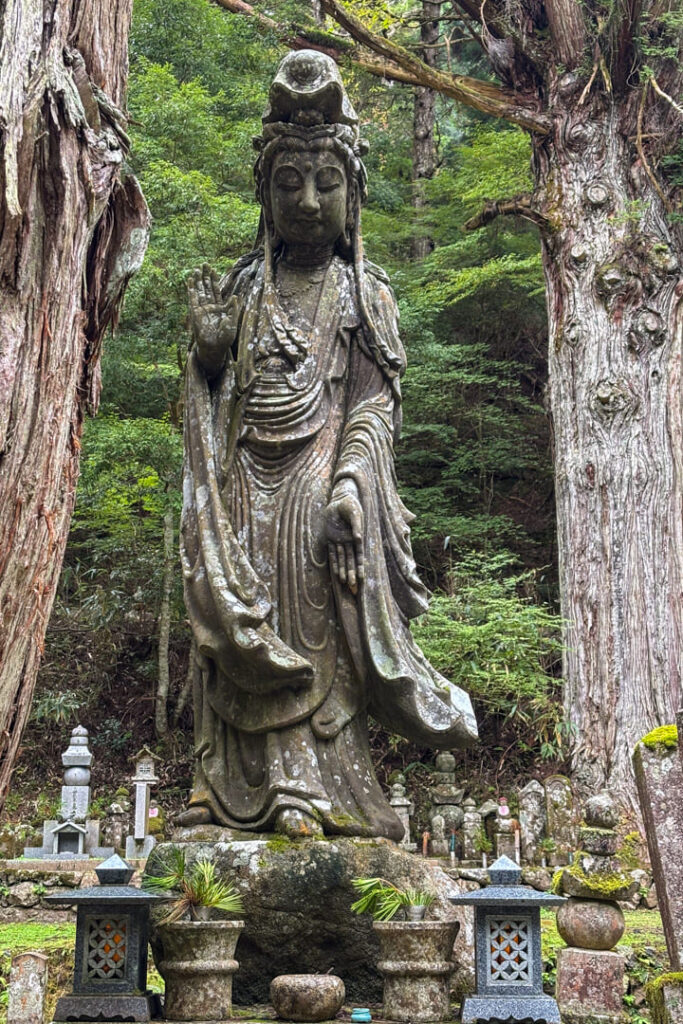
[265,834,294,854]
[641,724,678,751]
[562,858,632,897]
[551,869,564,894]
[646,972,683,1024]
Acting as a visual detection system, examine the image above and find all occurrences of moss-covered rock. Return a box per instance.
[147,833,473,1005]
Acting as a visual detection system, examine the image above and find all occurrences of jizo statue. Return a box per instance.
[180,51,478,840]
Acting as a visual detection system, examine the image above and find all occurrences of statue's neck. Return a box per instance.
[280,243,335,268]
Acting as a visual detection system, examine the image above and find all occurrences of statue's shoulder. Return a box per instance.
[362,257,392,287]
[220,249,263,298]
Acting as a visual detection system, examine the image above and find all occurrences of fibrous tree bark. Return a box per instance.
[0,0,150,804]
[411,1,440,259]
[219,0,683,812]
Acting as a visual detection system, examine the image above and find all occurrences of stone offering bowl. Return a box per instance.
[270,974,346,1022]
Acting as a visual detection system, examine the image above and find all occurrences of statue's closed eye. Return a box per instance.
[317,167,344,192]
[274,166,303,191]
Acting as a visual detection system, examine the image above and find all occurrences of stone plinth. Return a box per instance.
[7,953,48,1024]
[633,729,683,970]
[556,947,627,1023]
[149,832,474,1004]
[647,976,683,1024]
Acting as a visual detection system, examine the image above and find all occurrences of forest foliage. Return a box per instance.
[15,0,570,806]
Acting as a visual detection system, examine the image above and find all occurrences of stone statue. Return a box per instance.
[179,50,477,840]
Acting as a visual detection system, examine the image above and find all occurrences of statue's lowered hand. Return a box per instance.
[188,264,236,375]
[326,483,364,595]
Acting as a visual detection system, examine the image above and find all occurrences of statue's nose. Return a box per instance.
[299,180,320,214]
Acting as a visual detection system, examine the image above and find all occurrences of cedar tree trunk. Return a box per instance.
[313,0,683,815]
[411,1,440,259]
[536,92,683,805]
[0,0,150,804]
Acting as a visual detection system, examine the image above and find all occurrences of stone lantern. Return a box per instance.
[45,853,168,1022]
[449,855,564,1024]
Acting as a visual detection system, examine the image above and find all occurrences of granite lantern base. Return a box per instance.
[450,855,564,1024]
[556,947,628,1024]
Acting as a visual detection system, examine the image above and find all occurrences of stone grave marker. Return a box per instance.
[7,952,48,1024]
[519,780,546,864]
[633,725,683,971]
[544,774,575,864]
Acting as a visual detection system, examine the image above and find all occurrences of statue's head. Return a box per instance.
[254,51,368,256]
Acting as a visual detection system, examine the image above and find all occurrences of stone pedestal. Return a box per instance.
[556,947,627,1023]
[647,976,683,1024]
[150,832,474,1004]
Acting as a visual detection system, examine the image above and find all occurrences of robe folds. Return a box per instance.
[181,251,477,837]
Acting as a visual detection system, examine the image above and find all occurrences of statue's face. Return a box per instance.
[270,145,348,248]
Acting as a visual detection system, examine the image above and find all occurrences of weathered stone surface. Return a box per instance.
[519,780,546,864]
[647,976,683,1024]
[579,826,619,856]
[521,866,553,892]
[545,775,575,863]
[270,975,345,1022]
[7,952,48,1024]
[556,947,627,1023]
[149,835,472,1004]
[556,897,625,950]
[633,734,683,970]
[585,792,620,830]
[374,919,458,1022]
[156,919,244,1020]
[7,882,40,908]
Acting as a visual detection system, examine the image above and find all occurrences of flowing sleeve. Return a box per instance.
[333,267,478,749]
[180,260,314,698]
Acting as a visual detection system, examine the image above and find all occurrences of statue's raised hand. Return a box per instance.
[188,264,233,376]
[326,481,364,595]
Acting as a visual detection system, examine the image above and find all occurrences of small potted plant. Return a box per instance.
[144,849,244,1021]
[538,837,557,869]
[350,877,458,1023]
[474,827,493,868]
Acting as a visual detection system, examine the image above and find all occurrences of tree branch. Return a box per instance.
[320,0,551,133]
[464,194,551,231]
[210,0,343,54]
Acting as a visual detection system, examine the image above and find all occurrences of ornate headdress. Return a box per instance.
[254,50,368,206]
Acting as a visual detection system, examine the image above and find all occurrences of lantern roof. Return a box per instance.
[449,855,565,907]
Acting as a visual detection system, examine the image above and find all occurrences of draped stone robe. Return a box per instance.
[181,251,477,838]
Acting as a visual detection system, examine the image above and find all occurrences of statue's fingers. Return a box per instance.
[329,542,339,579]
[187,268,200,300]
[346,544,357,593]
[356,547,365,581]
[195,272,207,304]
[210,269,222,304]
[202,264,214,296]
[337,543,347,583]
